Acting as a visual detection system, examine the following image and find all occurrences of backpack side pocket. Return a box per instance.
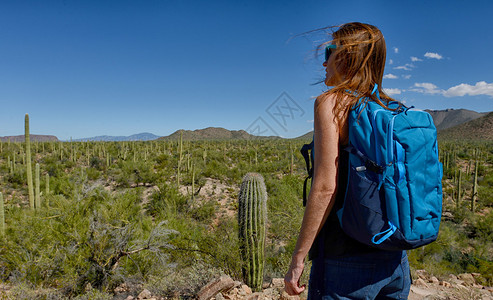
[337,165,388,246]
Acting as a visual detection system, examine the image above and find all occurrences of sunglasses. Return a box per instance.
[325,44,337,62]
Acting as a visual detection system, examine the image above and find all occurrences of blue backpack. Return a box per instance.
[301,86,443,250]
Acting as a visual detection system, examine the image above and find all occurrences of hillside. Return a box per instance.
[0,135,59,142]
[425,108,488,131]
[438,112,493,140]
[158,127,280,141]
[293,131,313,141]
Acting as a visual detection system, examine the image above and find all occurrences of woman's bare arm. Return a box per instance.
[284,93,341,295]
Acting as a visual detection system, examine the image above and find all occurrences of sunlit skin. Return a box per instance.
[283,56,349,295]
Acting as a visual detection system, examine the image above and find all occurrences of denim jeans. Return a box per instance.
[308,251,411,300]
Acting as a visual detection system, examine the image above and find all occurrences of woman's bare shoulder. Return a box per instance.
[314,92,338,114]
[315,92,337,105]
[315,92,352,114]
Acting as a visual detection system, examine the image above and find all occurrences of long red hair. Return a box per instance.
[316,22,397,131]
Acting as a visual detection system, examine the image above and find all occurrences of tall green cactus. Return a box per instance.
[238,172,267,291]
[25,114,35,209]
[471,158,479,212]
[35,163,41,208]
[191,163,195,200]
[0,192,4,236]
[457,169,462,210]
[177,131,183,186]
[290,145,294,175]
[45,174,50,197]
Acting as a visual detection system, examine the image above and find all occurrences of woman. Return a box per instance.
[284,22,411,299]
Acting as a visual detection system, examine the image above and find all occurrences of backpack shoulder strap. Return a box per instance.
[300,139,314,207]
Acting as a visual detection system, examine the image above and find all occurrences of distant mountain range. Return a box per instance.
[424,108,488,131]
[73,132,160,142]
[438,112,493,140]
[0,135,59,142]
[1,109,490,142]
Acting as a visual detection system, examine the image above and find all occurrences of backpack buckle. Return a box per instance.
[365,159,384,174]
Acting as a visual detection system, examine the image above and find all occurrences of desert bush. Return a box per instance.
[0,187,176,297]
[190,199,217,223]
[112,160,158,187]
[6,169,26,188]
[146,183,188,218]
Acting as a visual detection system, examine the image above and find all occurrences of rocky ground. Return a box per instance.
[108,269,492,300]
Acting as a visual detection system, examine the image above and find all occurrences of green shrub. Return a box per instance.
[0,188,176,297]
[190,200,217,222]
[146,183,188,218]
[86,167,101,181]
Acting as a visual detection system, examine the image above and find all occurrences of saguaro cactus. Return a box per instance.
[457,170,462,210]
[177,131,183,186]
[25,114,35,209]
[471,159,479,212]
[45,174,50,196]
[35,163,41,208]
[0,192,4,236]
[191,163,195,200]
[238,173,267,291]
[290,145,294,175]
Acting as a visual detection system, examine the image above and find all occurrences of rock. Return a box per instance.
[473,283,483,289]
[414,278,428,288]
[439,281,451,288]
[442,211,453,219]
[262,282,270,289]
[409,286,433,298]
[246,292,263,300]
[415,269,429,280]
[280,290,300,300]
[85,282,93,292]
[447,274,463,285]
[115,283,130,293]
[125,297,135,300]
[241,284,252,295]
[233,281,243,288]
[270,278,285,289]
[429,276,439,284]
[457,273,475,286]
[454,279,466,286]
[198,275,235,300]
[215,292,226,300]
[471,272,481,278]
[138,289,152,299]
[262,288,278,297]
[448,274,458,281]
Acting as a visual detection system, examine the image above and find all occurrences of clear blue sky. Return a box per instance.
[1,0,492,140]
